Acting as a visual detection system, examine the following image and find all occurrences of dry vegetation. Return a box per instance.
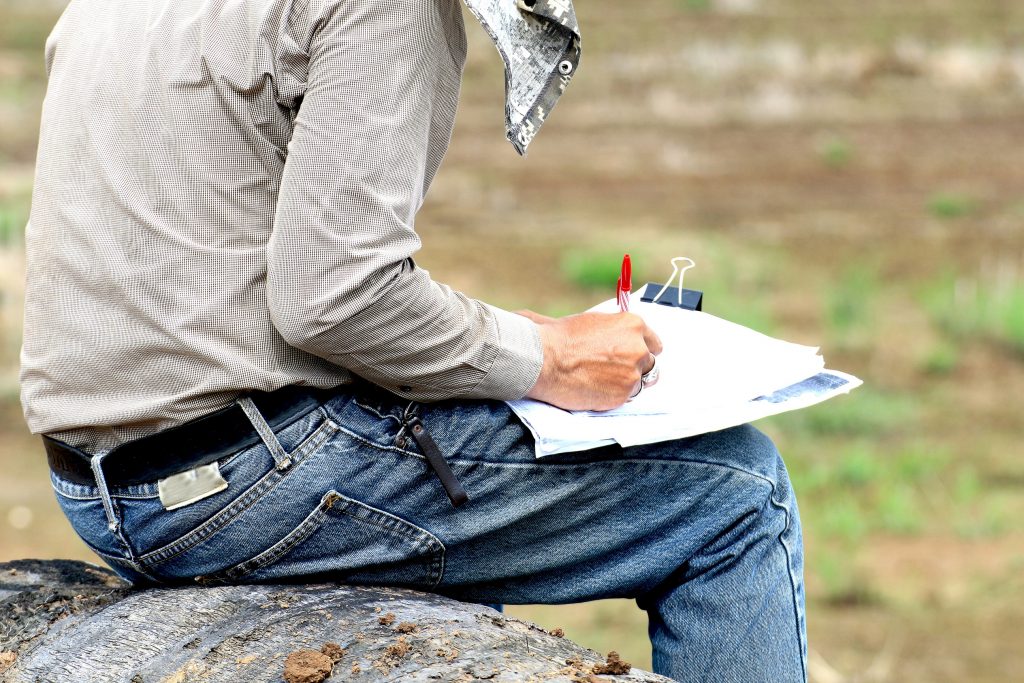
[1,1,1023,681]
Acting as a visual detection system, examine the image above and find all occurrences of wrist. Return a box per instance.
[526,322,559,402]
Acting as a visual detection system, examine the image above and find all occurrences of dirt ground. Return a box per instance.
[1,1,1023,681]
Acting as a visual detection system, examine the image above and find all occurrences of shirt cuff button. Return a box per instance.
[558,60,573,75]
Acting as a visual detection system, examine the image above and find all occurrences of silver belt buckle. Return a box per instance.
[158,462,228,511]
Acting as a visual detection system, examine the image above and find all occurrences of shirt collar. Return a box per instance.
[462,0,581,155]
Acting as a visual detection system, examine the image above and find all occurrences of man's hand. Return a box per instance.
[519,310,663,411]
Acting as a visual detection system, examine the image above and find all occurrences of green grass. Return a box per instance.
[677,0,713,11]
[927,192,979,219]
[771,387,917,438]
[816,134,855,169]
[877,481,925,534]
[781,437,958,547]
[919,339,960,375]
[924,270,1024,355]
[693,242,779,334]
[0,196,29,247]
[825,264,878,350]
[952,470,1017,539]
[560,247,638,291]
[814,551,877,606]
[0,8,59,56]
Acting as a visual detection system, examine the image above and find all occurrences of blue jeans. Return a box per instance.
[52,383,806,682]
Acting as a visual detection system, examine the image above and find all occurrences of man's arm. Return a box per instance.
[267,0,544,401]
[267,0,659,410]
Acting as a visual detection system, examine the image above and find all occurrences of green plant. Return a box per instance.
[893,443,949,482]
[927,192,978,219]
[923,268,1024,355]
[678,0,712,12]
[793,389,916,437]
[560,248,636,291]
[837,445,880,487]
[919,340,960,375]
[817,135,854,169]
[0,198,29,247]
[877,483,923,534]
[819,496,870,542]
[952,466,982,505]
[825,265,878,349]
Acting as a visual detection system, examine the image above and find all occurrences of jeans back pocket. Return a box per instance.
[197,490,445,588]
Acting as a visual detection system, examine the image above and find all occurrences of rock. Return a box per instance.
[0,560,673,682]
[593,651,632,675]
[283,649,334,683]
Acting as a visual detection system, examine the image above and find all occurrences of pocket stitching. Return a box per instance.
[217,491,339,581]
[207,490,445,586]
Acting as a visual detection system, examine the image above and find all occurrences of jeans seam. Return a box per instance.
[139,418,338,567]
[337,502,442,552]
[765,480,806,683]
[704,463,805,682]
[441,455,780,480]
[86,531,163,584]
[684,460,805,683]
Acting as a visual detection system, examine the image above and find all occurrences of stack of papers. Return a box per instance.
[508,291,862,457]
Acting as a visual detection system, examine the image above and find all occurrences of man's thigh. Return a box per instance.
[309,387,789,605]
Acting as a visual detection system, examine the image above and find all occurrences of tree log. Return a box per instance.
[0,560,672,683]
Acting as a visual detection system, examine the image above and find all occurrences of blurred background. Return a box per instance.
[2,0,1023,680]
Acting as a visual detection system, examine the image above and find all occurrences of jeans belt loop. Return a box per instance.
[89,451,121,534]
[237,396,293,470]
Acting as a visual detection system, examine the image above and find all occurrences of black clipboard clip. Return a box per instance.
[640,257,703,311]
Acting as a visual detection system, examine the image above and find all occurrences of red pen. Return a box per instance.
[617,254,632,312]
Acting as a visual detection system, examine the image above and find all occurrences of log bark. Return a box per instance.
[0,560,672,683]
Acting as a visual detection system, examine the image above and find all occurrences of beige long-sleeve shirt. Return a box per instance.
[20,0,578,452]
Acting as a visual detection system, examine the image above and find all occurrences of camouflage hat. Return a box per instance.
[463,0,581,155]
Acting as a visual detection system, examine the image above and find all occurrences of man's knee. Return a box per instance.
[695,424,787,486]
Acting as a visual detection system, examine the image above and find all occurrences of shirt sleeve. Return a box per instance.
[266,0,543,401]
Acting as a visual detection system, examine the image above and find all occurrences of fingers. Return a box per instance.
[642,324,663,356]
[618,312,663,356]
[629,380,643,399]
[643,352,656,375]
[626,354,661,402]
[527,310,666,411]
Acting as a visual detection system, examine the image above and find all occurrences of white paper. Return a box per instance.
[507,291,862,457]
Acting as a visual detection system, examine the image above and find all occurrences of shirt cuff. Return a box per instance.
[472,305,544,400]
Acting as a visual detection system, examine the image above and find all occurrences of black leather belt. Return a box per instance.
[45,386,337,488]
